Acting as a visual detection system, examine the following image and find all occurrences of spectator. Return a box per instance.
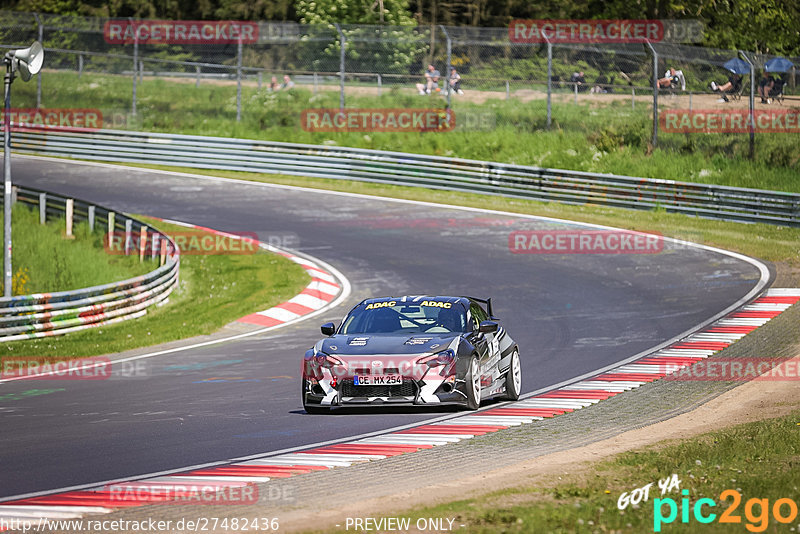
[570,71,586,92]
[279,74,295,90]
[710,73,742,102]
[448,67,463,95]
[757,71,775,104]
[269,76,278,92]
[658,68,686,91]
[416,64,441,95]
[591,73,608,94]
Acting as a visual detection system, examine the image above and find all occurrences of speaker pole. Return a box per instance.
[3,57,13,297]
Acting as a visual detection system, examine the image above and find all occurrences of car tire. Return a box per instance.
[302,378,329,414]
[501,349,521,401]
[464,355,481,410]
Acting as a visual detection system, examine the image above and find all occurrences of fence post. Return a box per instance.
[236,38,243,122]
[139,226,147,262]
[440,25,452,108]
[573,83,578,104]
[131,17,138,117]
[38,193,46,224]
[139,60,144,82]
[88,205,95,232]
[78,54,84,78]
[377,73,382,96]
[646,41,658,147]
[34,12,42,108]
[335,23,345,110]
[546,37,552,129]
[124,219,132,255]
[195,66,200,87]
[258,71,262,90]
[65,198,74,237]
[741,51,755,159]
[313,72,318,95]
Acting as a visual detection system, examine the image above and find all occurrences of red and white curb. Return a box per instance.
[1,288,797,524]
[155,218,344,329]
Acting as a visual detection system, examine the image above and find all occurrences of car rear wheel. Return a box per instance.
[501,349,521,401]
[302,378,330,414]
[465,355,481,410]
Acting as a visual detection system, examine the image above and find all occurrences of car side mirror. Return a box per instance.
[479,320,498,334]
[321,322,336,336]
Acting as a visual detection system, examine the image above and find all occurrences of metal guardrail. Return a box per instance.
[0,183,179,342]
[10,128,800,227]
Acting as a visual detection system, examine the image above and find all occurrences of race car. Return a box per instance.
[301,296,520,413]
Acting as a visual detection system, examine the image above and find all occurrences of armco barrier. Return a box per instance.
[0,184,179,342]
[10,128,800,227]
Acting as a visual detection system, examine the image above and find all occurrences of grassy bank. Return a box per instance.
[1,204,150,295]
[358,408,800,533]
[0,216,310,358]
[13,70,800,193]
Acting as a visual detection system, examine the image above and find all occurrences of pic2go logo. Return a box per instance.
[654,489,799,532]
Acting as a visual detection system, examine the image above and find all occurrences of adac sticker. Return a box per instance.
[365,301,396,310]
[420,300,452,308]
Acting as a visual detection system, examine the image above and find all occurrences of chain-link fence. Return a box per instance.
[1,11,798,154]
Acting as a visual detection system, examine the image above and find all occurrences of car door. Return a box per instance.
[468,302,496,389]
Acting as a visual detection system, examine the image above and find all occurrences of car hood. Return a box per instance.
[320,333,458,357]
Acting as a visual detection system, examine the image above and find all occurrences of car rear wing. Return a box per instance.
[466,296,494,319]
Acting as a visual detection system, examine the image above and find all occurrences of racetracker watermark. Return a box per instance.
[509,230,663,254]
[509,19,663,43]
[104,230,259,255]
[103,482,259,505]
[1,357,111,380]
[663,358,800,381]
[301,108,455,133]
[104,20,258,44]
[1,108,102,132]
[661,109,800,133]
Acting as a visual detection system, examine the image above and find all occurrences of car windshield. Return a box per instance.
[340,300,467,335]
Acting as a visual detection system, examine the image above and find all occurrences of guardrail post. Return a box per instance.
[195,66,201,88]
[78,54,84,79]
[139,60,144,83]
[88,205,95,232]
[506,80,510,100]
[38,193,46,224]
[139,226,147,262]
[236,38,243,122]
[10,186,16,205]
[335,23,345,110]
[574,83,578,104]
[34,12,43,108]
[124,219,132,255]
[65,198,74,237]
[107,211,115,246]
[151,232,159,261]
[377,73,381,97]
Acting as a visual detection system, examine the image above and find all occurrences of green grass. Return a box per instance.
[1,203,151,295]
[0,216,310,359]
[346,410,800,533]
[13,70,800,193]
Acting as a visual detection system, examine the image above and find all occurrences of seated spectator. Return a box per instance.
[768,73,787,103]
[757,71,775,103]
[416,64,441,95]
[448,67,463,95]
[591,73,608,94]
[658,68,686,91]
[269,76,278,92]
[570,71,586,92]
[710,73,742,102]
[279,74,295,90]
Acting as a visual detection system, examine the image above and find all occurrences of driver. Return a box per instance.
[436,307,463,332]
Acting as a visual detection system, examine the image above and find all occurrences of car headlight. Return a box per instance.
[417,348,456,368]
[314,349,343,369]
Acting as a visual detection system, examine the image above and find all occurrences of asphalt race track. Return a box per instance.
[0,157,768,498]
